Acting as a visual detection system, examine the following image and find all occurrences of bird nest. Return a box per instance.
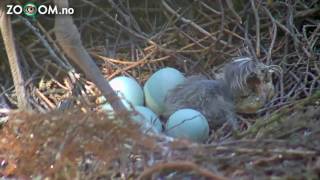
[1,93,320,179]
[0,0,319,179]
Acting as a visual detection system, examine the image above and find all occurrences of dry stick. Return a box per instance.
[203,145,316,156]
[217,0,225,42]
[20,17,71,70]
[225,0,242,23]
[244,16,258,61]
[161,0,233,48]
[108,0,142,33]
[108,50,155,79]
[0,6,31,110]
[26,51,68,91]
[91,53,141,65]
[54,0,128,114]
[262,6,308,57]
[34,89,56,109]
[92,52,170,65]
[250,0,261,57]
[81,0,156,46]
[199,1,221,15]
[21,17,80,96]
[179,30,206,49]
[138,161,229,180]
[267,22,277,64]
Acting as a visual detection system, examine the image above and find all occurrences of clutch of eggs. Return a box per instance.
[165,108,209,142]
[99,69,197,137]
[144,67,185,115]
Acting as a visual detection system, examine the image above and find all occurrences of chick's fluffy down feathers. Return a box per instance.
[163,75,238,129]
[163,58,277,129]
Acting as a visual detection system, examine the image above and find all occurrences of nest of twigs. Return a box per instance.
[0,0,320,179]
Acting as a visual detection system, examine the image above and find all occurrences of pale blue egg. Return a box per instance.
[100,100,133,119]
[165,109,209,142]
[100,103,162,133]
[144,68,185,115]
[109,76,144,106]
[100,99,133,112]
[132,106,162,133]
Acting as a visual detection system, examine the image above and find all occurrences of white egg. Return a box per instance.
[165,108,209,142]
[144,67,185,115]
[109,76,144,106]
[132,106,162,133]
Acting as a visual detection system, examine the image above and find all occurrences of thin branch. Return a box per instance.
[162,0,233,48]
[250,0,261,57]
[0,5,31,110]
[138,161,229,180]
[267,21,277,64]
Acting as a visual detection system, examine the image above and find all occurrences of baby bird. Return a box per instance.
[163,57,278,129]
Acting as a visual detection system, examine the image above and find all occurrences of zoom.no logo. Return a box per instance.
[6,2,74,16]
[23,3,37,17]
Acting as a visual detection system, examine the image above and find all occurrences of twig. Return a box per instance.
[138,161,229,180]
[267,21,277,64]
[20,17,71,70]
[204,145,316,157]
[108,0,142,33]
[250,0,261,57]
[226,0,242,23]
[243,16,257,60]
[81,0,156,46]
[262,6,301,45]
[0,5,31,110]
[108,49,156,79]
[161,0,233,48]
[34,89,56,110]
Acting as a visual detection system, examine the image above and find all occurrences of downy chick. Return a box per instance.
[163,57,278,129]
